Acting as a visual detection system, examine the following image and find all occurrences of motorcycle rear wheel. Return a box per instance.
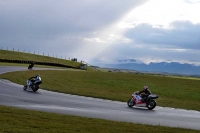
[127,98,135,107]
[146,99,156,110]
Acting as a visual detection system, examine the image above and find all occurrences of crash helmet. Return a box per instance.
[143,86,148,90]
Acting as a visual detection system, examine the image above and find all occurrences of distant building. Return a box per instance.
[79,63,87,70]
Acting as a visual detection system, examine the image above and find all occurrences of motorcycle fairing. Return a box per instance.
[132,94,147,107]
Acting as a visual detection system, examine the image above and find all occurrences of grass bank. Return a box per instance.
[0,49,88,69]
[1,70,200,111]
[0,105,199,133]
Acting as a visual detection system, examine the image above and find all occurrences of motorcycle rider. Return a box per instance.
[28,60,35,69]
[28,74,41,89]
[138,86,151,102]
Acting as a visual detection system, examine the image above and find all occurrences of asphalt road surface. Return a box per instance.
[0,66,200,130]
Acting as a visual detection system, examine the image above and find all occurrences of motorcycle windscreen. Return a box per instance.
[148,94,158,99]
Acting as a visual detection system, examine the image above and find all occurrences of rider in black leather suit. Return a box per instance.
[138,86,151,102]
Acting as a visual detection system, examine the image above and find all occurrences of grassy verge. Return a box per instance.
[0,70,200,111]
[0,105,199,133]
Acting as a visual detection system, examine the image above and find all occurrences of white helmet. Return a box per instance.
[143,86,148,90]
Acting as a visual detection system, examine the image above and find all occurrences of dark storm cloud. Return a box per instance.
[0,0,147,36]
[0,0,147,56]
[125,21,200,50]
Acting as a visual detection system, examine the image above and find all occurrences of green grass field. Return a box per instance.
[0,50,200,132]
[0,105,199,133]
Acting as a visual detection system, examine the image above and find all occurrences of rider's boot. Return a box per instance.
[142,97,146,103]
[141,99,145,103]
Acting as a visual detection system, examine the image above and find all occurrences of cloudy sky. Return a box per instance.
[1,0,200,66]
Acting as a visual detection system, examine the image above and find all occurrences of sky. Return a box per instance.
[1,0,200,67]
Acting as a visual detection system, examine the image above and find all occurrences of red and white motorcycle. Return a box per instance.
[127,91,158,110]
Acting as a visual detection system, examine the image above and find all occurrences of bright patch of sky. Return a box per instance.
[90,0,200,66]
[118,0,200,29]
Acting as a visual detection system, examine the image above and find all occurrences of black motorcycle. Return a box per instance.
[28,61,34,69]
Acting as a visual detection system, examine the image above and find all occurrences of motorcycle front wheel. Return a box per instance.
[32,85,39,92]
[146,99,156,110]
[23,85,27,90]
[127,98,135,107]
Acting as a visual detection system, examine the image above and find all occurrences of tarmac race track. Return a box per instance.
[0,66,200,130]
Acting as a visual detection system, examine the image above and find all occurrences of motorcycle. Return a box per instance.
[23,77,42,92]
[127,91,158,110]
[28,61,34,70]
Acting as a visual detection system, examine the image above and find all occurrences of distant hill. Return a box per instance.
[101,61,200,76]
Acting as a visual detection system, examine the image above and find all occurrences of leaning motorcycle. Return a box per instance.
[127,91,158,110]
[23,77,42,92]
[28,62,34,70]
